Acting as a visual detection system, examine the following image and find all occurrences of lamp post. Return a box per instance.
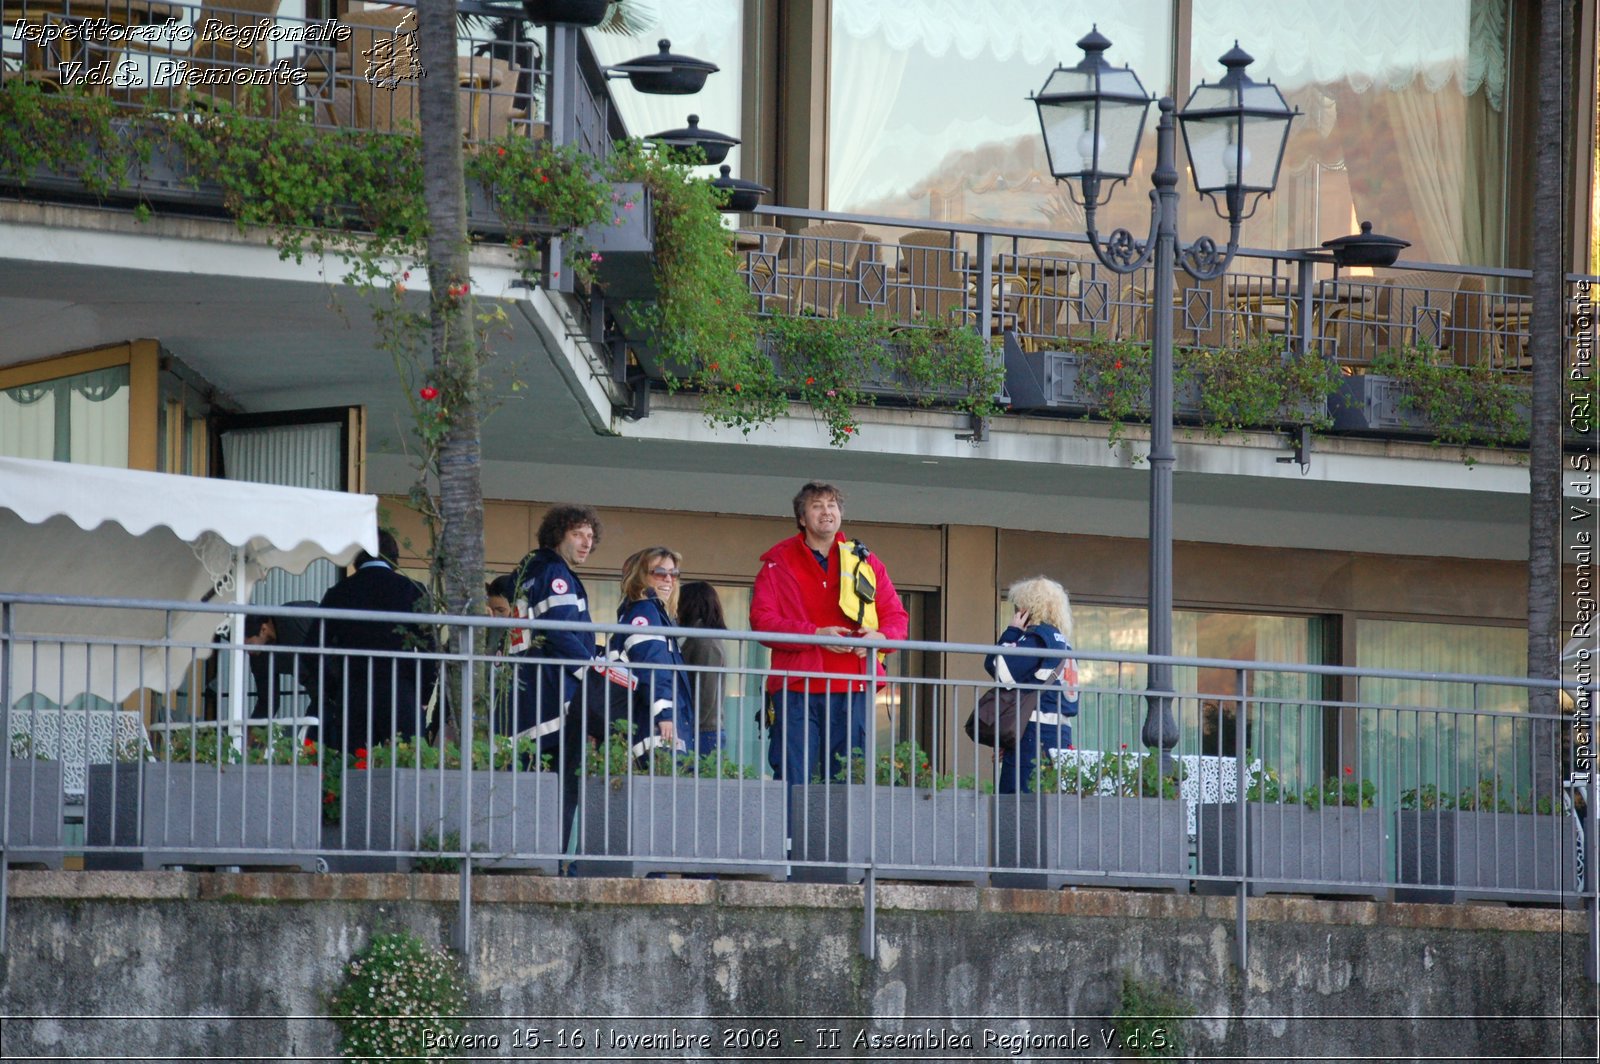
[1032,29,1296,767]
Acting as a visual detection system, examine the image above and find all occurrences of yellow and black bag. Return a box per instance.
[837,539,878,628]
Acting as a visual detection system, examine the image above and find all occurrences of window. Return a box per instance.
[1,365,131,467]
[1355,618,1530,804]
[1018,601,1328,788]
[0,342,159,469]
[1191,0,1511,265]
[586,0,744,179]
[826,0,1172,234]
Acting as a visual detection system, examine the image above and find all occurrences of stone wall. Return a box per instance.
[0,872,1593,1062]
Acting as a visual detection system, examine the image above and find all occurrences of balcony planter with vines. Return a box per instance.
[1005,335,1336,445]
[1196,768,1388,899]
[993,748,1189,892]
[575,723,785,878]
[86,726,320,871]
[332,736,561,873]
[790,742,993,885]
[4,734,64,869]
[1331,345,1530,452]
[1395,782,1577,905]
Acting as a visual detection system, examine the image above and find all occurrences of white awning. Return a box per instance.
[0,456,378,704]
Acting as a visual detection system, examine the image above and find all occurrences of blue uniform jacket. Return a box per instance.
[512,548,595,741]
[983,623,1080,730]
[610,593,694,746]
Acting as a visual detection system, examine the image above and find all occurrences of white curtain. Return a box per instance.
[1356,619,1529,801]
[0,366,128,467]
[0,387,55,461]
[826,30,911,211]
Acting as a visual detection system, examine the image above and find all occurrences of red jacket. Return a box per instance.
[750,532,909,693]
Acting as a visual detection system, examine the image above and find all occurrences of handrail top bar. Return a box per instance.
[751,205,1595,283]
[0,591,1570,690]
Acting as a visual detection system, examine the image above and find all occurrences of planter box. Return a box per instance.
[1396,810,1577,904]
[1002,344,1201,417]
[577,776,786,878]
[993,795,1188,891]
[3,760,63,869]
[1197,803,1387,899]
[583,182,656,300]
[334,767,560,873]
[86,763,320,871]
[1332,374,1432,434]
[790,785,991,884]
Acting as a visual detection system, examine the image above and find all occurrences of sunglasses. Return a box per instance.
[649,567,679,579]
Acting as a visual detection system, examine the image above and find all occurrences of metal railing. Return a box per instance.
[0,0,552,144]
[736,205,1599,385]
[3,593,1593,949]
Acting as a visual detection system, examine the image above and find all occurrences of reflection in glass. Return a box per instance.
[1191,0,1510,265]
[1035,603,1325,789]
[827,0,1172,236]
[1356,618,1530,810]
[586,0,744,179]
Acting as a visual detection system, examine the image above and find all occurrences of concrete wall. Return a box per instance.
[0,872,1592,1062]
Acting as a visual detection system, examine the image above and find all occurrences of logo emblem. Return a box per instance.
[631,616,649,626]
[551,578,568,594]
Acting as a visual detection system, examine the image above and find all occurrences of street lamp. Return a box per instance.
[1032,28,1296,767]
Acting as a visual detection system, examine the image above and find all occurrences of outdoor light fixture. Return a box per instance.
[1032,29,1297,767]
[710,164,769,212]
[1177,44,1296,225]
[647,114,740,165]
[607,39,719,95]
[1031,27,1150,210]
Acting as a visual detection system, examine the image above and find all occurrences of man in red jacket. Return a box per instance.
[750,482,909,789]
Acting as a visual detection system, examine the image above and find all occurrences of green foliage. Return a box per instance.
[1072,339,1172,447]
[162,725,320,768]
[1398,780,1555,815]
[466,136,612,284]
[411,830,491,874]
[2,86,1019,450]
[1112,973,1192,1060]
[9,731,45,760]
[1369,344,1530,453]
[1187,337,1339,438]
[757,315,1004,445]
[604,139,767,418]
[1031,749,1184,800]
[365,735,550,773]
[1244,766,1377,809]
[328,930,467,1063]
[583,721,759,780]
[1073,336,1337,447]
[828,740,991,791]
[0,85,140,198]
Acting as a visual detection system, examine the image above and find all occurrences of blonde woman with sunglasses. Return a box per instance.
[609,547,695,757]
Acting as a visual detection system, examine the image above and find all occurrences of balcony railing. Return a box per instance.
[2,593,1590,912]
[0,0,553,143]
[734,205,1596,386]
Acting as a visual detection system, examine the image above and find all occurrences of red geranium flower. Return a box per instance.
[419,386,439,401]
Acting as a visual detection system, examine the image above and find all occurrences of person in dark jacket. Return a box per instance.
[607,547,694,760]
[678,581,728,755]
[315,531,437,754]
[510,505,603,842]
[983,576,1080,794]
[509,505,602,748]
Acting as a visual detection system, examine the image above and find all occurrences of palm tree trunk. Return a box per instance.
[1527,0,1568,794]
[416,0,486,728]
